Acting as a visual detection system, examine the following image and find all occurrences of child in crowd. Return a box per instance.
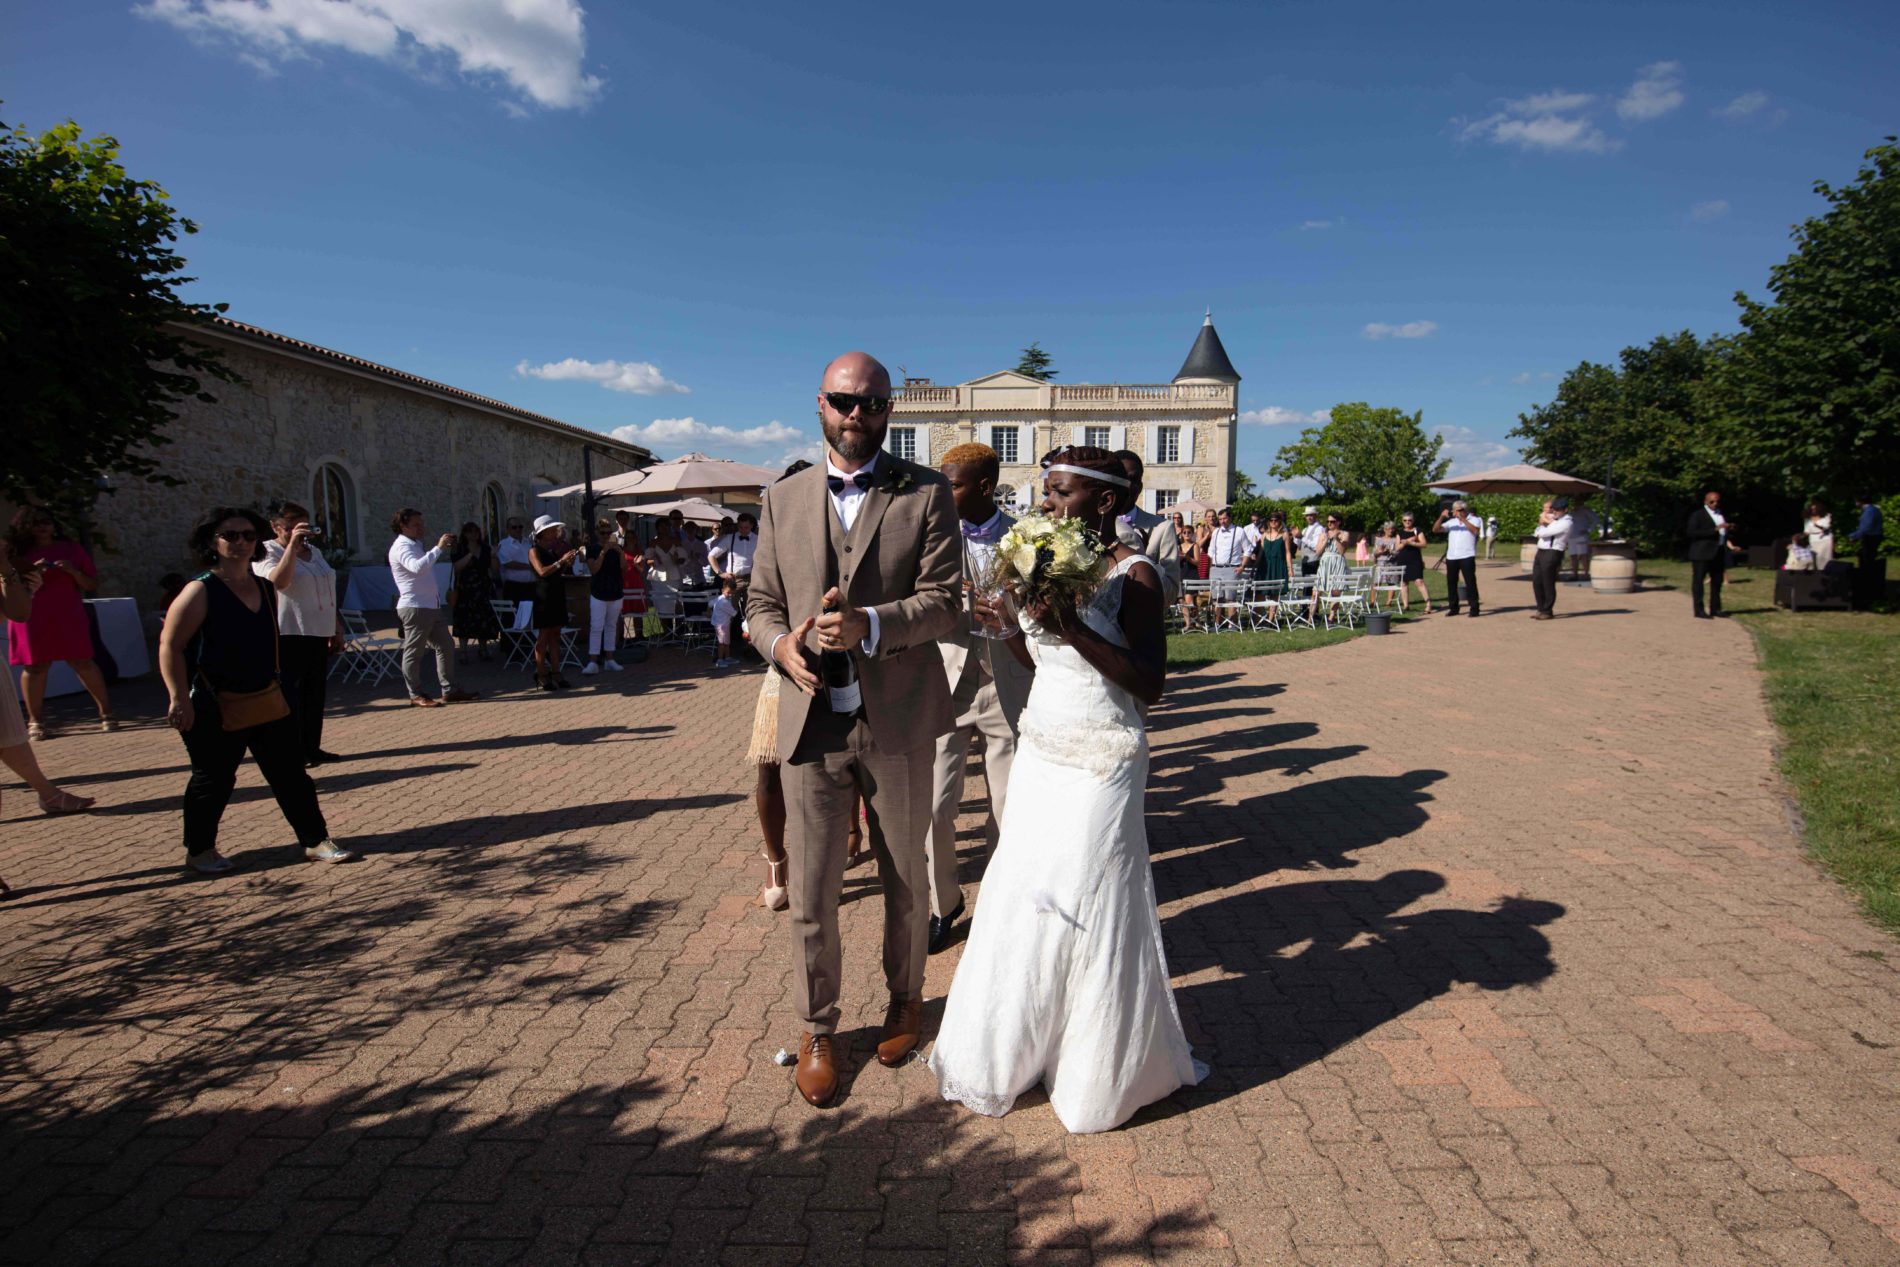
[710,579,738,668]
[1784,532,1816,571]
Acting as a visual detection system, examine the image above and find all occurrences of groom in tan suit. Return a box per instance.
[924,443,1035,955]
[747,351,961,1108]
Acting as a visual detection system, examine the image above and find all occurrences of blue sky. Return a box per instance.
[7,0,1896,495]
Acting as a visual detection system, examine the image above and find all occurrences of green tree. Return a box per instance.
[1707,138,1900,500]
[1013,342,1057,381]
[1267,402,1449,524]
[1511,331,1733,550]
[0,112,233,531]
[1231,470,1257,499]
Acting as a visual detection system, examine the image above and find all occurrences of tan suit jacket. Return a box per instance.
[748,456,963,757]
[936,511,1034,724]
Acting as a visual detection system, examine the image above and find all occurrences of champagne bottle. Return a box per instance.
[821,593,862,714]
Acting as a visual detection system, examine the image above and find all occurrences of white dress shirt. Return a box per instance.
[388,534,445,609]
[496,535,535,583]
[1440,515,1480,561]
[1300,521,1327,555]
[254,540,336,637]
[1241,523,1264,553]
[1209,525,1249,567]
[1706,505,1728,543]
[770,455,884,665]
[709,532,757,577]
[1534,514,1573,554]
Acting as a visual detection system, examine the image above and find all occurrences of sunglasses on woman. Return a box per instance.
[218,530,257,542]
[823,391,890,416]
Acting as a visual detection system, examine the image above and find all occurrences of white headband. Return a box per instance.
[1043,463,1131,488]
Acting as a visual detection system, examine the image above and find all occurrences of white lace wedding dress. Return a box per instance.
[928,553,1201,1133]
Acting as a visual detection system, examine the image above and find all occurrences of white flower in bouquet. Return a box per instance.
[996,512,1110,611]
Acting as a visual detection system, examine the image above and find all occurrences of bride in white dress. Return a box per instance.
[928,446,1201,1133]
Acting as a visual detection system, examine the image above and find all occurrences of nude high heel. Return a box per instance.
[760,854,789,911]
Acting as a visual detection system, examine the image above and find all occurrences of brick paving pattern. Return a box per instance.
[3,572,1898,1264]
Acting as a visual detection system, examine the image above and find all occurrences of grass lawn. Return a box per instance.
[1637,557,1900,935]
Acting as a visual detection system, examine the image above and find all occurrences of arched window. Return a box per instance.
[482,483,505,545]
[310,463,354,555]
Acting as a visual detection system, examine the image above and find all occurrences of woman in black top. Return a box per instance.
[450,520,500,662]
[159,507,356,874]
[527,517,578,691]
[1395,512,1433,616]
[583,517,626,675]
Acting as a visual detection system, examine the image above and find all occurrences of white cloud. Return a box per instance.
[1300,219,1335,230]
[1506,89,1596,115]
[516,357,689,395]
[1240,406,1331,426]
[1716,90,1767,120]
[1434,425,1518,475]
[1509,372,1534,386]
[1264,484,1317,500]
[1688,199,1730,223]
[1617,61,1685,121]
[135,0,603,110]
[609,418,809,453]
[1363,321,1437,340]
[1455,86,1618,154]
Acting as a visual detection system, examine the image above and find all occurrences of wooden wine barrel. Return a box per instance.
[1590,541,1637,593]
[1519,537,1538,572]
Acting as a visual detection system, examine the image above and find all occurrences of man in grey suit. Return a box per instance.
[747,352,962,1108]
[924,443,1036,956]
[1112,451,1183,603]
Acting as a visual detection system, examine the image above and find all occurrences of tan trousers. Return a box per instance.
[924,672,1017,919]
[782,710,933,1034]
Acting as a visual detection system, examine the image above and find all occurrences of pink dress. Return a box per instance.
[7,541,97,666]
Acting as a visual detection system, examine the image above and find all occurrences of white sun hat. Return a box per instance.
[531,514,563,538]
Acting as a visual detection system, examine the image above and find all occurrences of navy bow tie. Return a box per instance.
[827,472,873,494]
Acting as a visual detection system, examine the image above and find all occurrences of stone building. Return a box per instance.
[87,317,651,613]
[889,314,1241,511]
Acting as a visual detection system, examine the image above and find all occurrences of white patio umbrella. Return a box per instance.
[618,497,738,525]
[537,453,776,501]
[1429,463,1606,496]
[1175,497,1221,517]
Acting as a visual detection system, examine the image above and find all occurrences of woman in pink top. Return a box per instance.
[5,509,117,738]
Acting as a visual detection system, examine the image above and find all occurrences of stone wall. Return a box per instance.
[76,334,642,617]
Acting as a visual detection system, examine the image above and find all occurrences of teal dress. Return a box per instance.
[1253,532,1290,585]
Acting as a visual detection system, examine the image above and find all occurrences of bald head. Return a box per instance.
[821,351,891,396]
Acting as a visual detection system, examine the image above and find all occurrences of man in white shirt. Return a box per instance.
[1530,497,1573,620]
[258,500,342,767]
[388,508,479,706]
[1110,452,1183,602]
[709,514,758,586]
[496,515,536,604]
[1208,508,1249,616]
[1242,511,1265,557]
[1483,515,1499,559]
[1432,500,1483,617]
[1298,507,1327,576]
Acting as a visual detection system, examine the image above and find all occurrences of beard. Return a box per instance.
[820,409,887,464]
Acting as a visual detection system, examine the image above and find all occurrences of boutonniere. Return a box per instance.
[882,467,915,494]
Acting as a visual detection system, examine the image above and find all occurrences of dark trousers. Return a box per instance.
[1856,537,1885,609]
[1444,556,1480,614]
[1691,556,1726,616]
[1300,558,1320,577]
[1531,548,1563,614]
[181,704,329,856]
[502,580,537,605]
[279,634,330,760]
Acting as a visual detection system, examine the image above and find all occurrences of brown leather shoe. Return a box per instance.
[876,996,923,1067]
[795,1033,838,1107]
[443,688,481,703]
[409,696,443,708]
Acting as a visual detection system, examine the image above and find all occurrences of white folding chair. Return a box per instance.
[491,599,533,670]
[648,583,686,648]
[1210,574,1246,632]
[1371,562,1406,612]
[1244,579,1284,631]
[338,609,402,687]
[1179,578,1211,632]
[1328,573,1371,630]
[1280,577,1318,630]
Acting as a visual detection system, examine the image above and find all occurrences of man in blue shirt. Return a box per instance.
[1848,493,1886,610]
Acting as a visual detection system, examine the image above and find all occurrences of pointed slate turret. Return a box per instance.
[1173,310,1241,383]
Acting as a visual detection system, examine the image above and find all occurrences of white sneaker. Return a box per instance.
[186,850,234,875]
[581,662,600,676]
[603,660,624,672]
[304,839,360,864]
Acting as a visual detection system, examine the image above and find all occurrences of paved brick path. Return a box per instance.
[3,571,1898,1264]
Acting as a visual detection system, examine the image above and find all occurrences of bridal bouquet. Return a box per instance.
[993,513,1110,614]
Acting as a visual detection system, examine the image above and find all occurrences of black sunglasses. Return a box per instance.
[218,529,258,542]
[824,391,891,416]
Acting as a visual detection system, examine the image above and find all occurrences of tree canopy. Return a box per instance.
[1013,342,1057,381]
[1268,402,1449,524]
[0,112,232,528]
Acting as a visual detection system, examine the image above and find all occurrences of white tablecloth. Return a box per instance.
[7,596,151,698]
[341,563,454,612]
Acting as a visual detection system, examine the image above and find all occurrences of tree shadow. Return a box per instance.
[338,725,674,763]
[344,793,742,857]
[88,762,480,817]
[1167,872,1563,1098]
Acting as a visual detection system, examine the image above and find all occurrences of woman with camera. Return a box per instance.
[257,501,341,767]
[4,508,118,739]
[160,507,356,874]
